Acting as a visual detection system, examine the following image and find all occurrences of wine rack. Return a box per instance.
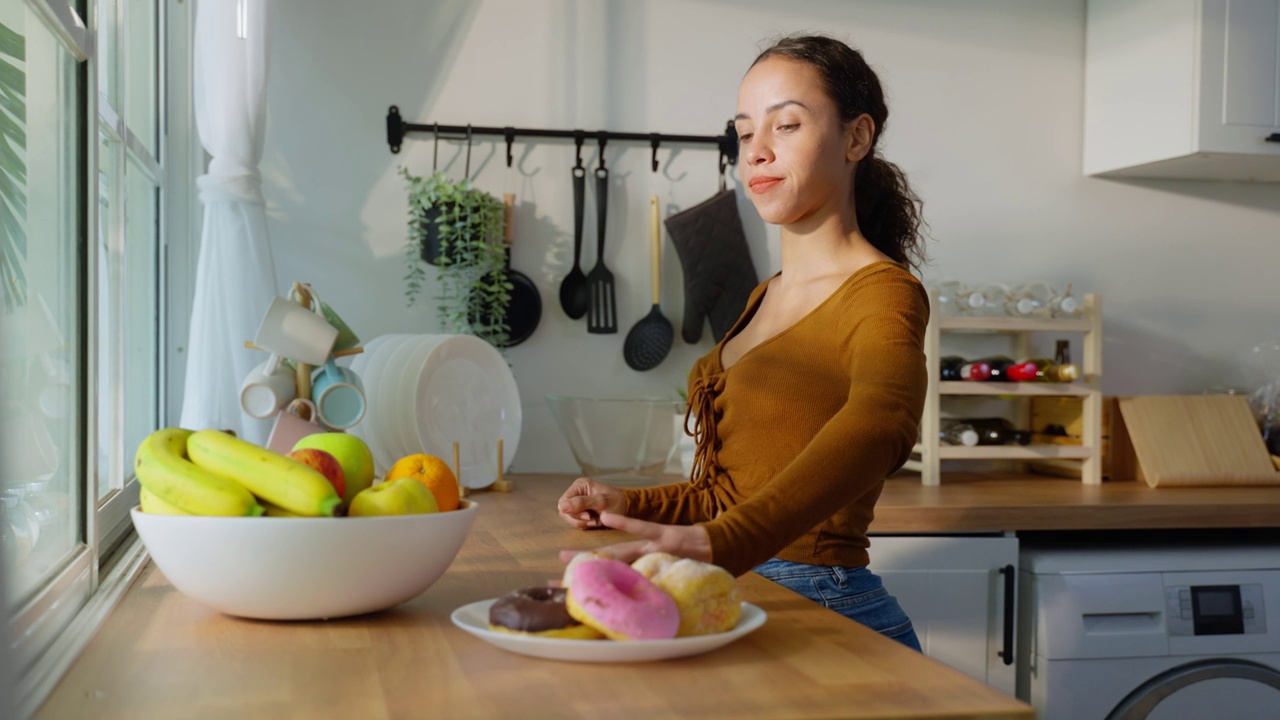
[903,292,1104,485]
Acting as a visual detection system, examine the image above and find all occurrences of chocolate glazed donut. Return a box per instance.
[489,587,579,633]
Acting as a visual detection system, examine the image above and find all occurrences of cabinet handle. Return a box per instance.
[997,564,1015,666]
[1267,133,1280,143]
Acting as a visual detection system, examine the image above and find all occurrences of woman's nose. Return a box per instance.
[745,138,774,165]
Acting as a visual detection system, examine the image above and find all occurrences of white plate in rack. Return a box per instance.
[449,600,766,663]
[412,335,521,489]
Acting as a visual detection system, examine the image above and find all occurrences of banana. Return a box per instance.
[261,500,306,518]
[134,428,265,517]
[186,429,341,517]
[139,486,193,515]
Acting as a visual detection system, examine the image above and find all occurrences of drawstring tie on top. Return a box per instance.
[684,371,727,490]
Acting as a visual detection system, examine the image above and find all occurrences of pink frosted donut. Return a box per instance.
[565,558,679,640]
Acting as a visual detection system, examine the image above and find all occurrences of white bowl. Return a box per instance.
[131,500,478,620]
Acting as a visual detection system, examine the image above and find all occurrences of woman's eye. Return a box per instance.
[777,123,799,132]
[737,132,753,144]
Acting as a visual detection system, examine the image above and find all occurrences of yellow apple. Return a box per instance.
[348,477,439,516]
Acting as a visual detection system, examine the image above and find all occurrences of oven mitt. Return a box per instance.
[665,189,759,344]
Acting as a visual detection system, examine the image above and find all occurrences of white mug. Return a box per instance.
[239,356,298,419]
[253,296,339,368]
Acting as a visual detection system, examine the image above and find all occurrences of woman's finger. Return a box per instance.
[598,511,663,539]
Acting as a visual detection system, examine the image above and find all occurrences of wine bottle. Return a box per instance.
[940,355,965,381]
[939,419,979,447]
[956,417,1034,446]
[941,356,994,381]
[972,356,1016,381]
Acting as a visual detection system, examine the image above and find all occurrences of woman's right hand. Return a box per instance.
[557,477,626,529]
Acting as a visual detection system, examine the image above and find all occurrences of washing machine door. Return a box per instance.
[1106,658,1280,720]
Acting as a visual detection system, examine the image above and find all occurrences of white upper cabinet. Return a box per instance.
[1084,0,1280,181]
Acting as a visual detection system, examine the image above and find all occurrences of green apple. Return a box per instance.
[291,433,375,504]
[348,477,439,517]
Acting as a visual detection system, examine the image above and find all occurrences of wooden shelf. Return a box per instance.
[917,291,1105,486]
[912,443,1095,460]
[938,316,1093,333]
[938,381,1097,397]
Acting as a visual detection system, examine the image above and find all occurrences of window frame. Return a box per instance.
[8,0,193,715]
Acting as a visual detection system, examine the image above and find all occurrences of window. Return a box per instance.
[2,0,172,714]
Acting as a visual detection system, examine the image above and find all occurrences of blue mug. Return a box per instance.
[310,358,366,430]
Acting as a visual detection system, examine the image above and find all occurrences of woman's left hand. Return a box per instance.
[558,512,713,565]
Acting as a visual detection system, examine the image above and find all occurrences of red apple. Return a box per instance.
[287,448,346,500]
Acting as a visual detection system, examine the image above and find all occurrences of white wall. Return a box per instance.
[261,0,1280,473]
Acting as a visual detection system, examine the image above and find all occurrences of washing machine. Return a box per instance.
[1017,544,1280,719]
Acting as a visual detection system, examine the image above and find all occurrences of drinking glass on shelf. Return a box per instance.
[932,280,986,316]
[1007,281,1055,319]
[971,282,1012,317]
[1049,283,1084,318]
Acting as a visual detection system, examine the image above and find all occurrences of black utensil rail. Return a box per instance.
[385,106,739,169]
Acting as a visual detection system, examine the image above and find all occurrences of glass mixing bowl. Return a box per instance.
[546,396,683,486]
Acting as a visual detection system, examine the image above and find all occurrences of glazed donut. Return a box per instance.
[561,550,614,589]
[632,552,741,637]
[565,558,680,640]
[488,587,603,639]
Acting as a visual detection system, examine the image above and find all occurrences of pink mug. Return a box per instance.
[266,399,325,455]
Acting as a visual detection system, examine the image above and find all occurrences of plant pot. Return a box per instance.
[418,202,460,266]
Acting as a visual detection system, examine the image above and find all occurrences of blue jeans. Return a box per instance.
[753,558,922,652]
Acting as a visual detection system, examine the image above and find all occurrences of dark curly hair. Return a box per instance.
[753,34,927,272]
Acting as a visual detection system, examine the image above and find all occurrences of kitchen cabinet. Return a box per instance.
[870,534,1020,696]
[1084,0,1280,181]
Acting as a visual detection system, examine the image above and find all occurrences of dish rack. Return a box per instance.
[903,291,1105,485]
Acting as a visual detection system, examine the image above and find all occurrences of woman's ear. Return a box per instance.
[846,114,876,163]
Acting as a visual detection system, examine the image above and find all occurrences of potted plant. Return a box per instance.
[401,168,511,348]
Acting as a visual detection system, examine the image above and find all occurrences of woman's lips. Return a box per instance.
[749,176,783,194]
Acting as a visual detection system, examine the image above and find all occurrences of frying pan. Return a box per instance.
[492,193,541,347]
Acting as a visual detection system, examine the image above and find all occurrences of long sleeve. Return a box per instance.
[701,276,928,575]
[658,263,928,577]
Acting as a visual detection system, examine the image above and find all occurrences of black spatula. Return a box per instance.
[623,196,674,370]
[586,166,617,334]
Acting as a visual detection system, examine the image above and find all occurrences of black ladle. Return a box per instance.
[623,196,674,370]
[558,165,589,319]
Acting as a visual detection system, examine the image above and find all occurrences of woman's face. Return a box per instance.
[734,56,871,227]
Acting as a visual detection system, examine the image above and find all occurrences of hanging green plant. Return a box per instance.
[401,167,511,348]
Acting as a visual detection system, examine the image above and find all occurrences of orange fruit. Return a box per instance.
[385,453,460,511]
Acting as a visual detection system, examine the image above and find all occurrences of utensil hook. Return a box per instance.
[574,131,585,170]
[718,150,728,192]
[465,125,473,178]
[432,123,440,172]
[650,134,661,173]
[504,127,515,168]
[597,133,608,172]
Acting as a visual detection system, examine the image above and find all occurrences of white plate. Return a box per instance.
[349,334,407,474]
[414,335,521,488]
[450,600,766,663]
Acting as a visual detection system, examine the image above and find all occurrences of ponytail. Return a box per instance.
[854,154,926,272]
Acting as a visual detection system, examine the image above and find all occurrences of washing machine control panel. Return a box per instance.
[1166,583,1266,636]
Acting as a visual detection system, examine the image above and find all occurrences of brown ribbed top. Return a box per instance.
[625,261,929,576]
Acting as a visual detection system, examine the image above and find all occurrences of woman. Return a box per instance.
[557,34,929,650]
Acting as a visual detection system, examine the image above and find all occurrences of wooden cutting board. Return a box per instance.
[1116,395,1280,488]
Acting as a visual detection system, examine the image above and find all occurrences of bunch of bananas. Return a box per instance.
[135,428,342,517]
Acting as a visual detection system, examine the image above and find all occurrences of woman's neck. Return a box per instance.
[777,209,884,286]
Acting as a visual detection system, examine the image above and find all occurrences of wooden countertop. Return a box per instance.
[36,475,1032,720]
[872,472,1280,533]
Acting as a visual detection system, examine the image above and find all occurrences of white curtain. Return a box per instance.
[179,0,276,443]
